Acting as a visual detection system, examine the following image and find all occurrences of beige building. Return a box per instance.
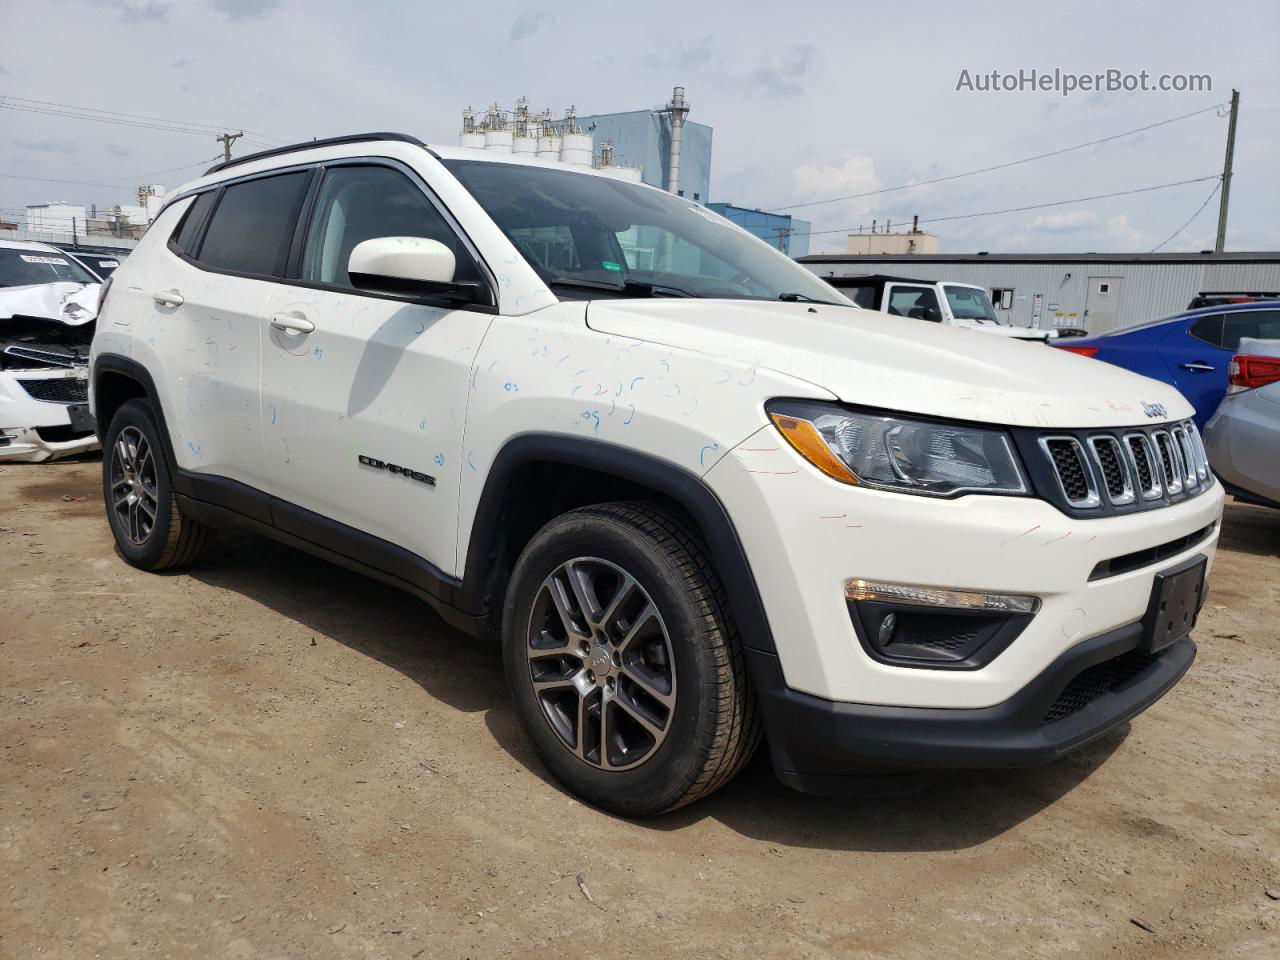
[845,230,939,255]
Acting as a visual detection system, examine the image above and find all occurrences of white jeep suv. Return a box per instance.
[90,133,1224,815]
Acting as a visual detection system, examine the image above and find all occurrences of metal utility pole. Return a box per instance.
[1214,89,1239,254]
[216,131,244,163]
[775,226,792,252]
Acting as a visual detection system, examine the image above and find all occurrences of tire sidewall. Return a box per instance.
[503,510,723,815]
[102,399,177,568]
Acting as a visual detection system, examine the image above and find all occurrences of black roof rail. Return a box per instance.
[203,132,427,176]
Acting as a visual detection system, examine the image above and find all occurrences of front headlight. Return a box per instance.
[766,400,1029,497]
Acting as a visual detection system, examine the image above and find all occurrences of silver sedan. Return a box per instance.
[1204,337,1280,509]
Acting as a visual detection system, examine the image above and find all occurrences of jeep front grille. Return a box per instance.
[1032,419,1211,515]
[1040,437,1099,507]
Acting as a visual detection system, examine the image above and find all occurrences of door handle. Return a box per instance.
[153,289,184,307]
[1180,362,1215,372]
[270,313,315,335]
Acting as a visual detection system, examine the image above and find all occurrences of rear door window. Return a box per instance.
[1223,310,1280,351]
[197,172,311,277]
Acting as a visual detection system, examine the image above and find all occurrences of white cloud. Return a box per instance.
[1024,210,1099,231]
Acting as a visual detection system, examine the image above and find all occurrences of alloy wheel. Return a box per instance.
[109,425,160,545]
[525,557,676,770]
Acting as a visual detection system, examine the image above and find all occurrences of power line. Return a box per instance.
[1151,180,1222,252]
[792,175,1221,239]
[0,94,284,146]
[105,156,224,183]
[766,101,1228,212]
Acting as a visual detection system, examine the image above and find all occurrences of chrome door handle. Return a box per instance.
[1180,362,1215,372]
[153,289,184,307]
[270,313,315,335]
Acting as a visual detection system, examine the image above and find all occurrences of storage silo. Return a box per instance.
[483,102,512,153]
[511,96,538,155]
[459,106,486,149]
[556,106,593,166]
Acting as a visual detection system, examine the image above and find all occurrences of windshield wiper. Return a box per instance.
[545,276,695,299]
[777,292,840,305]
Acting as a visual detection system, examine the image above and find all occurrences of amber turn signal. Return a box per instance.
[769,413,859,484]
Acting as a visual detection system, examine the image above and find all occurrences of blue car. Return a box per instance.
[1056,301,1280,428]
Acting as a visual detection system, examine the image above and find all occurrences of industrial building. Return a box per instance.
[799,251,1280,335]
[458,88,711,201]
[706,203,811,257]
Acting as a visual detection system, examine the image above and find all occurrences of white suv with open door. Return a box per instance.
[91,134,1223,815]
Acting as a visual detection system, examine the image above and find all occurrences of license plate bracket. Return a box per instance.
[67,404,96,434]
[1141,555,1207,653]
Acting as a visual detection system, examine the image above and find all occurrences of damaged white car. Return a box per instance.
[0,239,101,462]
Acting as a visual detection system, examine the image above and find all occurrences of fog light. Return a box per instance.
[845,579,1040,615]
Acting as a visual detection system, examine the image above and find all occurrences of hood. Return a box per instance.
[0,282,100,326]
[585,299,1193,429]
[967,324,1055,341]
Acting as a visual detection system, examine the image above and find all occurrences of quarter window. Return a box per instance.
[197,172,310,276]
[1188,314,1224,347]
[171,191,217,256]
[300,165,478,290]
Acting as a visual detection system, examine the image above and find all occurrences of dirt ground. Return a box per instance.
[1,458,1276,960]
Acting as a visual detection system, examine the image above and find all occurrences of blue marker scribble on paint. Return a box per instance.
[312,347,323,359]
[269,404,277,425]
[434,452,445,467]
[573,367,589,378]
[470,367,479,390]
[630,376,644,390]
[419,418,428,431]
[488,359,498,372]
[607,397,616,415]
[699,443,720,467]
[623,404,635,425]
[738,368,757,386]
[571,385,582,398]
[614,381,623,396]
[714,369,731,384]
[467,450,476,471]
[593,384,606,397]
[503,381,519,392]
[556,353,570,367]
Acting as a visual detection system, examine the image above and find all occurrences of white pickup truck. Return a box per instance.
[825,274,1057,342]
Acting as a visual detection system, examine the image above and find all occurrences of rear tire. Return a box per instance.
[102,399,214,571]
[502,502,760,816]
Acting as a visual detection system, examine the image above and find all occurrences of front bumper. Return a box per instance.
[750,622,1196,795]
[0,369,99,462]
[704,425,1223,708]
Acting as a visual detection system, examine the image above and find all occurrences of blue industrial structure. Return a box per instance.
[552,109,713,204]
[706,203,811,258]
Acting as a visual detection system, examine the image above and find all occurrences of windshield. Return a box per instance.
[0,248,99,287]
[443,160,848,305]
[943,284,1000,323]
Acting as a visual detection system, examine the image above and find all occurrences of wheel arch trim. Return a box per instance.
[462,434,778,654]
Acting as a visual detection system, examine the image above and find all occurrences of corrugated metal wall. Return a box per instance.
[805,259,1280,334]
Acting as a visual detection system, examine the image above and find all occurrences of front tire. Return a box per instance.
[502,502,760,816]
[102,399,213,571]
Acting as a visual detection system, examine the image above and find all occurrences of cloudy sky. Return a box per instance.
[2,0,1277,254]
